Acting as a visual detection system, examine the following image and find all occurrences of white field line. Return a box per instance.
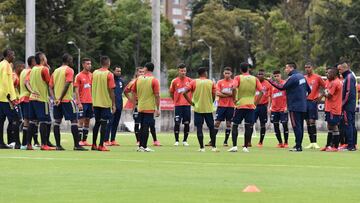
[0,156,354,170]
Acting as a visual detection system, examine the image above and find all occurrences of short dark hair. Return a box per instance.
[100,56,110,66]
[62,53,73,63]
[113,65,121,70]
[82,58,91,63]
[223,67,232,72]
[3,48,13,58]
[305,62,314,67]
[27,56,35,66]
[258,69,265,72]
[273,70,281,74]
[286,62,297,69]
[197,67,208,75]
[14,61,24,69]
[240,62,251,73]
[35,52,43,65]
[144,62,154,72]
[177,63,186,69]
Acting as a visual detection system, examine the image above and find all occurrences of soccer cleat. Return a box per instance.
[257,143,263,148]
[174,141,179,146]
[91,144,98,151]
[227,146,238,152]
[277,143,284,148]
[338,144,348,150]
[198,148,205,152]
[104,141,111,146]
[20,145,27,150]
[205,141,212,147]
[313,143,320,149]
[82,141,92,146]
[211,147,219,152]
[182,141,189,146]
[8,142,15,149]
[289,147,302,152]
[0,144,12,149]
[34,143,41,148]
[74,146,88,151]
[304,143,314,149]
[320,146,329,151]
[153,141,162,146]
[98,146,110,151]
[326,147,338,152]
[56,145,65,151]
[143,147,154,152]
[40,145,55,151]
[242,147,249,153]
[283,143,289,148]
[79,141,84,146]
[47,142,56,148]
[26,144,34,150]
[110,141,120,146]
[137,147,145,152]
[223,143,229,147]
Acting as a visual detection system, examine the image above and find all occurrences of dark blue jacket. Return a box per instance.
[341,70,357,112]
[114,76,124,110]
[268,69,311,112]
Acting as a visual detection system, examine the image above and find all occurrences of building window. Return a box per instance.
[175,29,183,36]
[172,19,182,25]
[172,8,182,16]
[173,0,180,5]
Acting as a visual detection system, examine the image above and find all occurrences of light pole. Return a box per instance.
[198,39,213,80]
[349,34,360,46]
[67,41,81,74]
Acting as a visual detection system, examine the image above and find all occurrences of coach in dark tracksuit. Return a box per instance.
[267,62,311,152]
[104,67,123,145]
[338,63,357,151]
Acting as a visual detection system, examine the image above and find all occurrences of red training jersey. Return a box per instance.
[216,78,234,107]
[169,76,192,106]
[74,71,93,104]
[270,80,287,112]
[305,73,325,101]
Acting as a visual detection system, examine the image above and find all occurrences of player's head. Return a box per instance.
[62,53,73,67]
[144,62,154,72]
[177,63,187,78]
[14,61,25,74]
[3,48,15,63]
[100,55,111,68]
[304,62,314,74]
[257,69,265,82]
[81,58,92,72]
[327,67,338,81]
[240,62,250,73]
[223,67,232,79]
[35,52,47,65]
[197,67,208,77]
[285,62,297,75]
[27,56,36,68]
[337,61,350,74]
[113,65,121,77]
[273,70,282,82]
[135,66,145,77]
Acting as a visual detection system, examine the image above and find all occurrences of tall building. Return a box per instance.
[164,0,191,37]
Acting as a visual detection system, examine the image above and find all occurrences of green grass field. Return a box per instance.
[1,132,360,203]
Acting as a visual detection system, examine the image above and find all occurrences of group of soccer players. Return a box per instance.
[0,47,358,153]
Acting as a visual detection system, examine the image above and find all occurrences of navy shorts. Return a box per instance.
[304,100,318,120]
[29,101,51,122]
[0,102,20,121]
[255,104,268,123]
[325,112,341,126]
[20,102,30,120]
[78,103,93,119]
[194,112,214,128]
[93,107,112,121]
[174,106,191,124]
[215,107,234,122]
[232,109,255,125]
[53,101,77,121]
[133,107,140,124]
[270,112,288,123]
[139,112,155,126]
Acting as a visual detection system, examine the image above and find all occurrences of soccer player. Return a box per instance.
[183,67,217,152]
[131,62,160,152]
[50,53,87,151]
[92,56,116,151]
[267,62,311,152]
[337,62,357,151]
[255,69,272,147]
[228,63,263,153]
[27,52,53,150]
[124,67,144,145]
[319,67,342,151]
[74,58,93,147]
[304,63,325,149]
[0,49,18,149]
[169,63,192,146]
[214,67,234,146]
[104,66,123,146]
[269,70,289,148]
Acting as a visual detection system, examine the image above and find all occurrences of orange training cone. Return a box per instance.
[242,185,261,193]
